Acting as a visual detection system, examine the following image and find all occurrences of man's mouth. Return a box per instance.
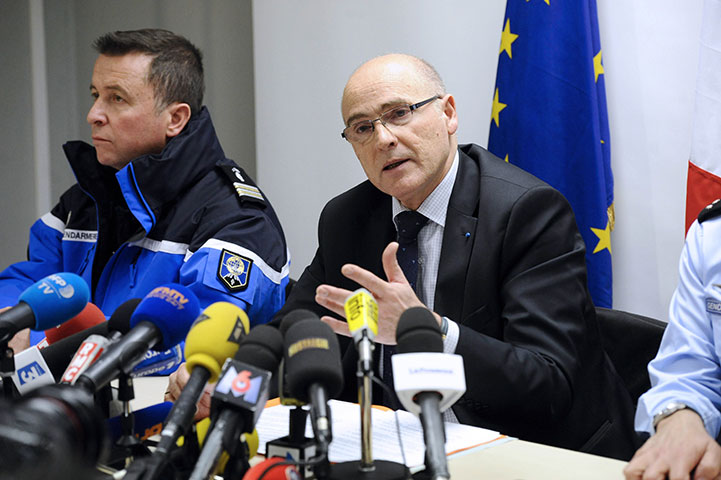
[383,159,408,171]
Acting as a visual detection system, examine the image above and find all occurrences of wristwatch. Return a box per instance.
[440,316,449,340]
[652,402,691,430]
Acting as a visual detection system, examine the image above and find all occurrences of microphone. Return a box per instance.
[284,318,343,472]
[6,298,142,397]
[392,307,466,480]
[8,343,57,395]
[267,310,335,477]
[277,308,319,406]
[8,299,120,395]
[344,288,378,374]
[60,333,110,385]
[190,325,283,480]
[0,272,89,343]
[75,284,200,393]
[145,302,250,478]
[242,456,300,480]
[44,301,105,344]
[196,418,260,476]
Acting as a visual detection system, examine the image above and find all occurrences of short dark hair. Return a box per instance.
[93,28,204,115]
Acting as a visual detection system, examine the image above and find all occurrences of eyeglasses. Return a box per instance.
[341,95,440,144]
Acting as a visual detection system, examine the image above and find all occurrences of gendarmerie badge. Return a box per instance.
[217,249,252,292]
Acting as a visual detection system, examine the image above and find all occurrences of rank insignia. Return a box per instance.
[218,249,252,292]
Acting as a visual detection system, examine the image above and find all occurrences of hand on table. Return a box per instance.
[624,408,721,480]
[164,362,214,421]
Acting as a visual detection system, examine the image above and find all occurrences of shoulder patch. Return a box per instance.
[698,199,721,223]
[217,249,253,292]
[219,164,266,206]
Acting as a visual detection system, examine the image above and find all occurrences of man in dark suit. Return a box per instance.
[276,53,636,460]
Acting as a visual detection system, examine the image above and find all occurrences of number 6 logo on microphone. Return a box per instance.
[231,369,251,394]
[214,361,269,407]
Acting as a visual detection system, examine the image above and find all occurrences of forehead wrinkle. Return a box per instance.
[345,97,411,126]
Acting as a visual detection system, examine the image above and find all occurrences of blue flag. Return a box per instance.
[488,0,613,308]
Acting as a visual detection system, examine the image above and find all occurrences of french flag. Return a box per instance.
[686,0,721,233]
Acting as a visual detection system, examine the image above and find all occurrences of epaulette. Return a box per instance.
[218,164,266,207]
[698,199,721,223]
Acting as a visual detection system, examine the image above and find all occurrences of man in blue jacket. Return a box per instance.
[0,29,289,351]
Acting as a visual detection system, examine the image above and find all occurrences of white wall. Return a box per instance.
[254,0,704,321]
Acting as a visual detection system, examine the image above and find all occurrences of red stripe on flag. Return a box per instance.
[686,161,721,233]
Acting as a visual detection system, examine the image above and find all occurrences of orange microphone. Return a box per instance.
[44,302,105,345]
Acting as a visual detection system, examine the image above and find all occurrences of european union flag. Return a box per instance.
[488,0,613,308]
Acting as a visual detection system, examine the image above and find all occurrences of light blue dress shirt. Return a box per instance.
[636,215,721,437]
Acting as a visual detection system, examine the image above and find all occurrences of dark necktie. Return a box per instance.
[382,210,428,407]
[394,210,429,290]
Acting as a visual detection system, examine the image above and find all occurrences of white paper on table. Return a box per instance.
[255,399,507,468]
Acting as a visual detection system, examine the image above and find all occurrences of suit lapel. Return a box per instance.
[435,150,479,322]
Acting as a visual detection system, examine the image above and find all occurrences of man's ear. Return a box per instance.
[165,103,192,138]
[441,94,458,136]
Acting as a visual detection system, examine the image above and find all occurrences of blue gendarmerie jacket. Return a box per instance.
[0,107,290,333]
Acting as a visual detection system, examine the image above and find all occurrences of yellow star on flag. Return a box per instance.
[594,50,604,82]
[491,88,507,128]
[499,19,519,59]
[590,221,612,254]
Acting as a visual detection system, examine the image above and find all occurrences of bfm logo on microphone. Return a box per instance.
[17,361,47,385]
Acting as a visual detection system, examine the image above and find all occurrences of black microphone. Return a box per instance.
[190,325,283,480]
[284,317,343,466]
[393,307,466,480]
[75,284,200,393]
[265,309,321,477]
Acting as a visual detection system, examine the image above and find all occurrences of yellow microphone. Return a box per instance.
[344,288,378,373]
[148,301,250,474]
[195,418,259,474]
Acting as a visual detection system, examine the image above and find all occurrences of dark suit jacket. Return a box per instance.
[277,143,636,460]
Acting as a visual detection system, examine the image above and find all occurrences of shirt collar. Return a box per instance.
[392,149,459,228]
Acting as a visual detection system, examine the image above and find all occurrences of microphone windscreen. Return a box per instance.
[242,457,300,480]
[279,308,319,336]
[19,273,90,330]
[234,325,284,373]
[130,284,200,350]
[284,319,343,401]
[108,298,142,334]
[45,302,105,344]
[185,302,249,383]
[41,322,110,380]
[396,307,443,354]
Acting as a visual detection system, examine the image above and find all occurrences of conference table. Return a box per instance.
[131,377,627,480]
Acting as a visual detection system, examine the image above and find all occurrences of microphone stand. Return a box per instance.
[0,341,18,399]
[325,342,410,480]
[113,373,151,467]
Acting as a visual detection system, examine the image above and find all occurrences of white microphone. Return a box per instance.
[60,334,110,385]
[392,307,466,480]
[9,346,56,395]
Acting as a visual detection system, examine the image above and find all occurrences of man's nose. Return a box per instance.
[372,121,397,148]
[86,100,106,125]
